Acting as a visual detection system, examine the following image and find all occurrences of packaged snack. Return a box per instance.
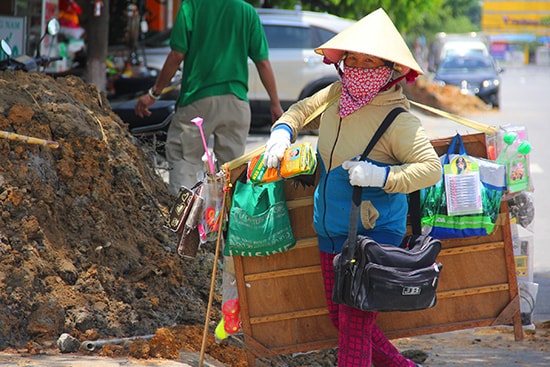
[247,142,317,184]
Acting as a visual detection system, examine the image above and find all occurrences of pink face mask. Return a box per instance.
[339,65,393,118]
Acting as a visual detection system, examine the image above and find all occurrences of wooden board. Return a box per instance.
[226,133,522,367]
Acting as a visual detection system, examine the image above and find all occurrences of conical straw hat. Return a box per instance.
[315,8,423,75]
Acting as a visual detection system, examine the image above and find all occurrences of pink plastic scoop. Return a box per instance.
[191,117,215,174]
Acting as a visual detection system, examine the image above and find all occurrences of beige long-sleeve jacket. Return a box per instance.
[272,81,442,251]
[274,82,441,194]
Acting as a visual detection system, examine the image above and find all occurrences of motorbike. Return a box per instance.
[111,88,176,175]
[0,19,63,72]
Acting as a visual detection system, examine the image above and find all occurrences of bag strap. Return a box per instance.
[345,107,406,255]
[408,190,421,235]
[444,133,467,164]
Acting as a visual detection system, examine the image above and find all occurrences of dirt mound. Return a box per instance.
[403,75,490,115]
[0,71,233,356]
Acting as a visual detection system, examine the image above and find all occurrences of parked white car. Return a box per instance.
[248,9,355,127]
[141,9,355,128]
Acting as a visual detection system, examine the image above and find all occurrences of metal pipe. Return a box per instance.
[81,334,154,352]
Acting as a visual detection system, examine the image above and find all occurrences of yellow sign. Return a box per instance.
[482,1,550,35]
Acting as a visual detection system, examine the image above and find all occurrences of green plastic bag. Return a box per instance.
[225,180,296,256]
[420,134,506,239]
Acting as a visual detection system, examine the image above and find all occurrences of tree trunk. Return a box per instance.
[84,0,110,93]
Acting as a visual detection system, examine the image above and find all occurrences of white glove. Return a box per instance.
[263,128,291,168]
[342,160,388,187]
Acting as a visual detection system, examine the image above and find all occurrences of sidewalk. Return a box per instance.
[0,350,224,367]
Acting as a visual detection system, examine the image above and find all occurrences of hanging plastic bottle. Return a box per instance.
[214,298,242,342]
[222,299,242,334]
[197,170,224,243]
[496,131,532,193]
[191,116,224,243]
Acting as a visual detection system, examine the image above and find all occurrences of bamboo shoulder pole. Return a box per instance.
[0,131,60,149]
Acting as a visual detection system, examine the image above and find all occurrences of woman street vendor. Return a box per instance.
[263,8,441,367]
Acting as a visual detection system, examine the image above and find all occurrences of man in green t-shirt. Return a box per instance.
[136,0,283,194]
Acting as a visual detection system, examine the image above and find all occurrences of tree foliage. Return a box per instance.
[249,0,480,41]
[406,0,481,44]
[250,0,444,33]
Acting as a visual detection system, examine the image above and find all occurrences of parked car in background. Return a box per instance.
[141,8,355,128]
[248,9,354,127]
[433,54,503,108]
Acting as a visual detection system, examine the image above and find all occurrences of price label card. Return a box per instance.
[444,155,483,216]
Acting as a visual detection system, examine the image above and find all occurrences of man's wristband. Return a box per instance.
[148,88,161,100]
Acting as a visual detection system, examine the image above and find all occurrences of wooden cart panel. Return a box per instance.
[228,133,522,366]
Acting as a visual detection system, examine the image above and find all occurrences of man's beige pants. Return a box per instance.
[166,94,250,195]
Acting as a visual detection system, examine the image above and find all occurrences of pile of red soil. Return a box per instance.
[403,75,490,115]
[0,71,245,364]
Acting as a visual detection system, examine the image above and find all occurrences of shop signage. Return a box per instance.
[0,16,26,58]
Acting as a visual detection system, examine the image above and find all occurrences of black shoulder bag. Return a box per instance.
[332,108,443,312]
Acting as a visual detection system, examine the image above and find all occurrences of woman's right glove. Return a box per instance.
[263,128,291,168]
[342,160,388,187]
